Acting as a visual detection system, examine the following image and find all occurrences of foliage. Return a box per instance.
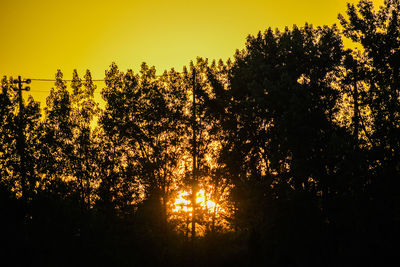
[1,1,399,266]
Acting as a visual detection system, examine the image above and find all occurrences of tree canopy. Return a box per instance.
[1,1,399,266]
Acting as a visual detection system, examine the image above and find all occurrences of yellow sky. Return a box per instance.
[0,0,384,104]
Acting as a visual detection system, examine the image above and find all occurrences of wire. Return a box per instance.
[23,71,188,91]
[26,78,104,92]
[29,72,185,82]
[30,79,105,82]
[28,90,102,93]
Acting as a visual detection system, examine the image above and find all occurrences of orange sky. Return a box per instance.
[0,0,384,104]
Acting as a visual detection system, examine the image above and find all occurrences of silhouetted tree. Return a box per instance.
[215,23,357,265]
[69,69,100,210]
[100,63,188,234]
[339,0,400,262]
[2,1,399,265]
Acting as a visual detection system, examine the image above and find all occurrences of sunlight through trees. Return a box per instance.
[1,1,399,266]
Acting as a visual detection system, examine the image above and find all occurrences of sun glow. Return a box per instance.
[172,189,216,213]
[170,186,231,236]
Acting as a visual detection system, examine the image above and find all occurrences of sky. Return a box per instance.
[0,0,384,104]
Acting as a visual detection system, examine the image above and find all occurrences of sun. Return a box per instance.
[170,185,231,236]
[172,189,216,214]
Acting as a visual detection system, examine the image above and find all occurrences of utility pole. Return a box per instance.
[13,76,31,202]
[191,69,197,241]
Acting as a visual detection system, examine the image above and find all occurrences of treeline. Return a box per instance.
[1,0,400,266]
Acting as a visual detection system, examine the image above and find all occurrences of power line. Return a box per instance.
[27,90,102,93]
[11,71,189,92]
[29,72,185,82]
[30,79,105,82]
